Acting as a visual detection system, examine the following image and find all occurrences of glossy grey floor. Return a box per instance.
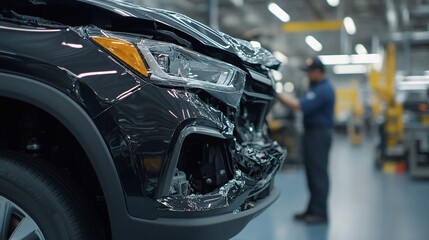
[233,134,429,240]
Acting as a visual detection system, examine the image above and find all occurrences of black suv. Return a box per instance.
[0,0,286,239]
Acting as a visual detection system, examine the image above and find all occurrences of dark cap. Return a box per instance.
[301,56,325,73]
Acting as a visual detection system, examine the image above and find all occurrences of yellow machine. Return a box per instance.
[369,44,403,147]
[335,80,365,144]
[368,44,405,168]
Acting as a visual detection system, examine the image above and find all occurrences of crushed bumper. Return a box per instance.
[123,187,280,240]
[157,138,286,213]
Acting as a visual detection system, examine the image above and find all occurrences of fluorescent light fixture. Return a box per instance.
[397,85,428,91]
[343,17,356,35]
[355,44,368,54]
[333,64,367,74]
[350,54,381,64]
[398,80,429,91]
[249,40,261,48]
[273,51,289,64]
[305,35,323,52]
[319,55,351,65]
[327,0,340,7]
[268,3,290,22]
[403,76,429,81]
[319,54,381,65]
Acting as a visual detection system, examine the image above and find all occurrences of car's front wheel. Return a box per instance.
[0,151,103,240]
[0,194,45,240]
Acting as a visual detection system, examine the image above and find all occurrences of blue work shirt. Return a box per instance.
[299,78,335,128]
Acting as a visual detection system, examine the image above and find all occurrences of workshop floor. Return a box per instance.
[233,133,429,240]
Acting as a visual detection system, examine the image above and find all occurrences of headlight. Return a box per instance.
[140,43,232,86]
[89,30,246,107]
[137,39,245,107]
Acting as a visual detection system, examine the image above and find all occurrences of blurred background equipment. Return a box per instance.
[368,44,406,170]
[335,80,365,144]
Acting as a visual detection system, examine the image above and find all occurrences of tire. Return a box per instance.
[0,151,104,240]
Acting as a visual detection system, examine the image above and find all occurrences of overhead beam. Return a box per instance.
[383,31,429,43]
[283,20,342,32]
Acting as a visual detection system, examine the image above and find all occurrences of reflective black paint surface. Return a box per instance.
[0,22,146,117]
[76,0,280,68]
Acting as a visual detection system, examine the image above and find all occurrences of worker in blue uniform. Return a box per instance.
[278,56,335,224]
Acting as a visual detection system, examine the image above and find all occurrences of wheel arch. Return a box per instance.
[0,72,127,237]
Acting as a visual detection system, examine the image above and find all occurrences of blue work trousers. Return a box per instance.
[303,127,332,216]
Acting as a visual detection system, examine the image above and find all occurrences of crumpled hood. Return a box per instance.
[77,0,280,68]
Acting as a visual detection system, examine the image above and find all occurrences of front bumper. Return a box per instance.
[116,187,280,240]
[90,56,286,240]
[95,80,286,218]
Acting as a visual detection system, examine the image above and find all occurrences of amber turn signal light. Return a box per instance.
[91,36,148,77]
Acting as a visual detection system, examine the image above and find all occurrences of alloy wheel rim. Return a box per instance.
[0,195,45,240]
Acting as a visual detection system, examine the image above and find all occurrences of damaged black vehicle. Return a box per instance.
[0,0,286,239]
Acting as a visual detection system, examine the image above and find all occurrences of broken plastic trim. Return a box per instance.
[158,177,246,212]
[230,38,281,68]
[157,141,286,212]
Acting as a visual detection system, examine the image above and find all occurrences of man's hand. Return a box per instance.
[277,93,301,112]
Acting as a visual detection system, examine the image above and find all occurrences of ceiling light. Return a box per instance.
[268,3,290,22]
[319,54,381,65]
[326,0,340,7]
[343,17,356,35]
[398,78,429,91]
[273,51,289,64]
[319,55,351,65]
[249,41,261,48]
[305,35,323,52]
[397,85,429,91]
[333,65,367,74]
[350,54,381,64]
[355,44,368,54]
[403,76,429,81]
